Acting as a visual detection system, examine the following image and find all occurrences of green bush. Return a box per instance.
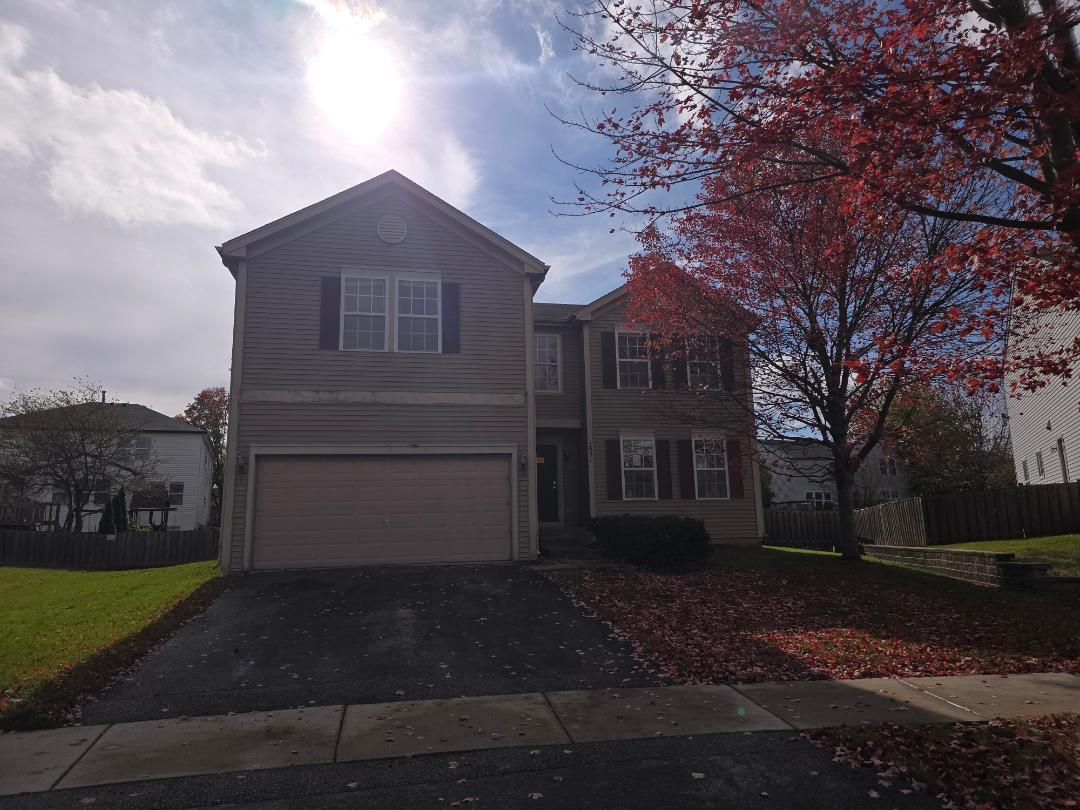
[589,514,711,569]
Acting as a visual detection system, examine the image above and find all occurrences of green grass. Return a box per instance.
[940,534,1080,576]
[0,562,219,701]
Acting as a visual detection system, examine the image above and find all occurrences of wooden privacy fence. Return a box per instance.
[0,528,219,570]
[764,509,841,550]
[922,483,1080,544]
[854,498,928,547]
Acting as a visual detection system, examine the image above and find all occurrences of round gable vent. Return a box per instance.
[377,214,408,244]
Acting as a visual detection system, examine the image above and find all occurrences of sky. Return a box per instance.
[0,0,641,416]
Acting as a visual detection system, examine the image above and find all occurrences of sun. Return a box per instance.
[308,29,402,143]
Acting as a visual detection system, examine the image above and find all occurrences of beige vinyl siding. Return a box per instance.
[535,325,583,424]
[585,299,761,543]
[1007,308,1080,485]
[241,190,526,392]
[227,187,531,569]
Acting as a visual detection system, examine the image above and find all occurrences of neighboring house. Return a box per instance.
[1,403,214,531]
[1007,308,1080,486]
[216,170,763,572]
[760,438,909,509]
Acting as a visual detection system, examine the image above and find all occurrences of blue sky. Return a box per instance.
[0,0,640,415]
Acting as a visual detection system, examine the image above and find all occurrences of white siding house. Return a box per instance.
[1007,308,1080,486]
[14,403,215,531]
[760,439,909,509]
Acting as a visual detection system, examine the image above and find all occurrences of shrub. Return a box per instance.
[589,514,711,569]
[97,501,115,534]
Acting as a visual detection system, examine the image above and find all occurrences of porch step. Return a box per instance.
[538,526,599,560]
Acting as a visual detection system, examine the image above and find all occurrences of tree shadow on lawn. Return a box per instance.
[546,548,1080,684]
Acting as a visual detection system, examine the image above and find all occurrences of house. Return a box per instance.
[215,170,763,572]
[0,403,214,531]
[759,438,909,509]
[1007,307,1080,485]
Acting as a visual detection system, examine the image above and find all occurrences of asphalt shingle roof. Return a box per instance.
[0,402,204,433]
[533,303,585,323]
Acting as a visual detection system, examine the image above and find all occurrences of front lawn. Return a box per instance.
[547,547,1080,683]
[0,562,222,728]
[812,714,1080,808]
[940,534,1080,576]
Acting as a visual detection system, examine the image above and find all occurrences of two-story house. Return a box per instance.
[1007,307,1079,486]
[216,171,763,572]
[2,403,214,531]
[759,438,909,509]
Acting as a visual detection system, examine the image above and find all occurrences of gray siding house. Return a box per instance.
[216,171,763,572]
[1007,308,1080,486]
[760,438,909,509]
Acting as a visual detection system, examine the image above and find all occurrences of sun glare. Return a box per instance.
[308,29,402,142]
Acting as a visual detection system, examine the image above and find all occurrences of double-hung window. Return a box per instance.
[169,481,185,506]
[879,456,897,476]
[693,435,729,499]
[397,278,440,352]
[133,436,152,462]
[616,330,651,389]
[620,435,657,499]
[342,275,388,351]
[535,334,561,393]
[687,336,722,390]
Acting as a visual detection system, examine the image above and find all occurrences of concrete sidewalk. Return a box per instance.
[3,672,1078,798]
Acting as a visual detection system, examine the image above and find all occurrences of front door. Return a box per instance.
[536,444,559,523]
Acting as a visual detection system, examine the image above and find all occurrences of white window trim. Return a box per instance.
[395,272,442,354]
[339,269,390,353]
[619,432,658,500]
[534,332,562,394]
[692,432,730,500]
[615,328,652,390]
[686,335,724,391]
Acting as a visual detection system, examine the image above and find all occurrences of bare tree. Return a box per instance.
[0,379,158,531]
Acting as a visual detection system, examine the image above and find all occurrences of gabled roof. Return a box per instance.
[573,285,628,321]
[216,170,549,277]
[0,403,205,434]
[533,302,586,324]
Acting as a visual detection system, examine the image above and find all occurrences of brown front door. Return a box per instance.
[536,444,559,523]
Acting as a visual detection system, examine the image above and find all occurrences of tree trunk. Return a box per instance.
[835,463,860,560]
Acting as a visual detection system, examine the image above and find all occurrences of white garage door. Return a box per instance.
[251,453,513,569]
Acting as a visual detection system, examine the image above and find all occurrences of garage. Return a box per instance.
[250,453,514,569]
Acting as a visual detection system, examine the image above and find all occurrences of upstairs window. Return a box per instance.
[169,481,185,506]
[805,491,832,509]
[397,278,440,352]
[535,334,561,393]
[693,436,729,499]
[616,330,651,389]
[687,336,722,390]
[621,436,657,499]
[133,436,152,462]
[342,276,388,351]
[879,456,897,476]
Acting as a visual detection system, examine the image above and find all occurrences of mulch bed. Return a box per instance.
[546,558,1080,683]
[810,715,1080,808]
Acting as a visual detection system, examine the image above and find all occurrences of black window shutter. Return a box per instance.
[656,439,673,499]
[727,438,744,498]
[677,439,696,499]
[650,343,666,389]
[719,338,735,392]
[601,332,617,389]
[442,282,460,353]
[605,439,623,500]
[672,336,688,389]
[319,276,341,349]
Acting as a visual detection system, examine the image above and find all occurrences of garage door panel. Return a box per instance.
[251,454,512,569]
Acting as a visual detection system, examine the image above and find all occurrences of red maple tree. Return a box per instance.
[175,386,228,505]
[626,176,1000,557]
[559,0,1080,386]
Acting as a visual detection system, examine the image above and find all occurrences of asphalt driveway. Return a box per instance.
[79,564,662,724]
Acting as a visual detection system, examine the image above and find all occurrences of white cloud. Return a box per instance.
[534,25,555,64]
[0,21,262,227]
